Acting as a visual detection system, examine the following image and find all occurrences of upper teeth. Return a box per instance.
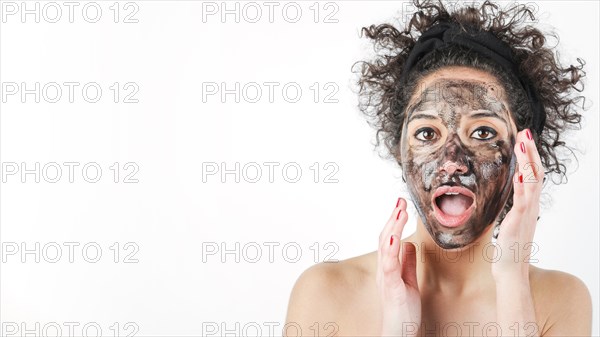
[444,192,459,195]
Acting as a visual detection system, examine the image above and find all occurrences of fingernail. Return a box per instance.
[396,197,400,208]
[526,129,533,140]
[390,235,394,246]
[519,173,523,183]
[396,209,402,220]
[520,142,526,153]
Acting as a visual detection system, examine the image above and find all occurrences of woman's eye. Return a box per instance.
[470,126,497,140]
[415,127,437,142]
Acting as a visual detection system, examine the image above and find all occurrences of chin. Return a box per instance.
[432,231,475,249]
[432,230,474,249]
[427,218,491,250]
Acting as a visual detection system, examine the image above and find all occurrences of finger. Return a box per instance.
[379,197,406,243]
[388,207,409,277]
[522,128,545,189]
[389,206,409,251]
[378,200,409,288]
[514,130,535,195]
[518,129,542,188]
[382,233,404,289]
[387,197,408,222]
[512,166,526,213]
[377,197,408,283]
[400,242,419,290]
[379,198,408,250]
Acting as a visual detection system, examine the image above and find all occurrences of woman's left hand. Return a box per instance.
[491,128,545,281]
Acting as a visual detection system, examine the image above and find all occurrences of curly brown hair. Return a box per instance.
[353,0,587,192]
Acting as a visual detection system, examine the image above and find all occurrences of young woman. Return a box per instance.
[285,1,592,336]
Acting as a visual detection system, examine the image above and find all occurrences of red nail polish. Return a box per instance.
[520,142,526,153]
[396,209,402,220]
[396,198,400,208]
[526,129,533,140]
[519,173,523,183]
[390,235,394,246]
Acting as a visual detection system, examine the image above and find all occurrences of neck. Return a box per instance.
[405,219,497,295]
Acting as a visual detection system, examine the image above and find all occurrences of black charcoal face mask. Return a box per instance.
[401,79,516,249]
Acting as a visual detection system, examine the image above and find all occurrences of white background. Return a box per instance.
[0,1,598,336]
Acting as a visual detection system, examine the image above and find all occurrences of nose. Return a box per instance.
[438,136,469,176]
[440,160,468,176]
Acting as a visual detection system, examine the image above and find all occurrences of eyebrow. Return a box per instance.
[467,110,508,126]
[407,110,440,124]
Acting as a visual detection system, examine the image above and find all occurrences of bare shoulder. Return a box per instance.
[529,265,592,306]
[284,252,378,336]
[529,265,592,336]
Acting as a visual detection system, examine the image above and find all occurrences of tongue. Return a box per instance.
[437,194,472,216]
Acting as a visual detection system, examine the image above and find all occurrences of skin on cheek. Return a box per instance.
[481,142,509,178]
[420,161,438,192]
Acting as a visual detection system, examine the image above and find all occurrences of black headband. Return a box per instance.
[400,20,546,135]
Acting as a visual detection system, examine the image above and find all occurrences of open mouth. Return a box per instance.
[432,186,476,228]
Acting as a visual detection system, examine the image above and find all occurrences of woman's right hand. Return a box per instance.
[376,197,421,336]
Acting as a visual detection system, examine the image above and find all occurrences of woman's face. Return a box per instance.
[400,67,517,249]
